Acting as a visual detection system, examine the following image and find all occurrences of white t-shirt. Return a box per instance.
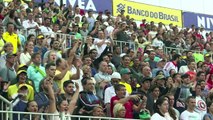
[20,52,31,65]
[151,113,172,120]
[180,110,200,120]
[195,96,207,119]
[94,38,110,58]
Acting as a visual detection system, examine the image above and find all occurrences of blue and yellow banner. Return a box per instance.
[113,0,182,27]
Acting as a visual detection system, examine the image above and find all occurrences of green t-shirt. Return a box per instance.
[193,53,204,63]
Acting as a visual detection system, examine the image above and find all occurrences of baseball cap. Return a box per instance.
[111,72,121,79]
[181,73,190,79]
[155,75,166,80]
[205,53,211,57]
[37,34,44,39]
[142,77,152,83]
[18,84,28,90]
[120,68,131,75]
[17,70,27,76]
[6,52,17,58]
[18,64,28,71]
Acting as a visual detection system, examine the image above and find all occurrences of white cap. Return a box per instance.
[103,22,109,27]
[111,72,121,79]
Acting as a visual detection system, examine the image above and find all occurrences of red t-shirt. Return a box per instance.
[110,96,134,118]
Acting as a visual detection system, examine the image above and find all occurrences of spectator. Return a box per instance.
[180,96,200,120]
[0,52,17,84]
[19,41,34,66]
[110,84,143,119]
[27,53,46,92]
[203,100,213,120]
[3,22,21,53]
[75,77,101,116]
[151,96,172,120]
[113,103,126,118]
[104,72,122,116]
[7,70,34,101]
[94,61,111,99]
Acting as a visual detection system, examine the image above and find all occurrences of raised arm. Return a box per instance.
[68,83,80,114]
[45,78,57,113]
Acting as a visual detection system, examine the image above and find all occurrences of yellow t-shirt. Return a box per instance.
[119,81,132,94]
[7,84,34,101]
[3,32,21,53]
[55,70,72,93]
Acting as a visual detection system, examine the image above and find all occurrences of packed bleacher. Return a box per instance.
[0,0,213,120]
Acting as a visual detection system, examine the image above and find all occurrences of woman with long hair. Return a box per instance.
[19,41,34,66]
[151,97,173,120]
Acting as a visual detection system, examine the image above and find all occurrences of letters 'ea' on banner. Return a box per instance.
[34,0,112,13]
[113,0,182,27]
[183,12,213,31]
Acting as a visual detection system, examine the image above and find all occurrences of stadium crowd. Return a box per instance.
[0,0,213,120]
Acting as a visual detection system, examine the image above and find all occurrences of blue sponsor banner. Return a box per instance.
[35,0,112,13]
[183,12,213,30]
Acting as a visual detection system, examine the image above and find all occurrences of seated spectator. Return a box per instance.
[203,100,213,120]
[92,106,105,119]
[7,70,34,101]
[180,96,200,120]
[113,103,126,118]
[151,97,172,120]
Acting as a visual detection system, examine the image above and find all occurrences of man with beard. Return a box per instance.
[39,17,53,35]
[43,40,62,64]
[164,54,181,76]
[61,80,75,102]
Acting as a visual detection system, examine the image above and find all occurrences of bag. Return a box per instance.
[139,110,151,119]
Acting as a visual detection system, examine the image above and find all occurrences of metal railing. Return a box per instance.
[0,111,139,120]
[0,95,13,120]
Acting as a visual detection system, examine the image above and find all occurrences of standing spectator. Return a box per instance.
[2,9,23,29]
[87,11,95,32]
[39,17,53,35]
[116,22,130,41]
[180,96,200,120]
[22,12,39,36]
[94,61,111,99]
[94,30,111,58]
[3,22,21,53]
[75,77,101,116]
[110,84,142,119]
[119,68,132,94]
[164,54,181,76]
[0,52,17,84]
[33,34,48,60]
[104,72,122,116]
[27,53,46,92]
[54,58,80,93]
